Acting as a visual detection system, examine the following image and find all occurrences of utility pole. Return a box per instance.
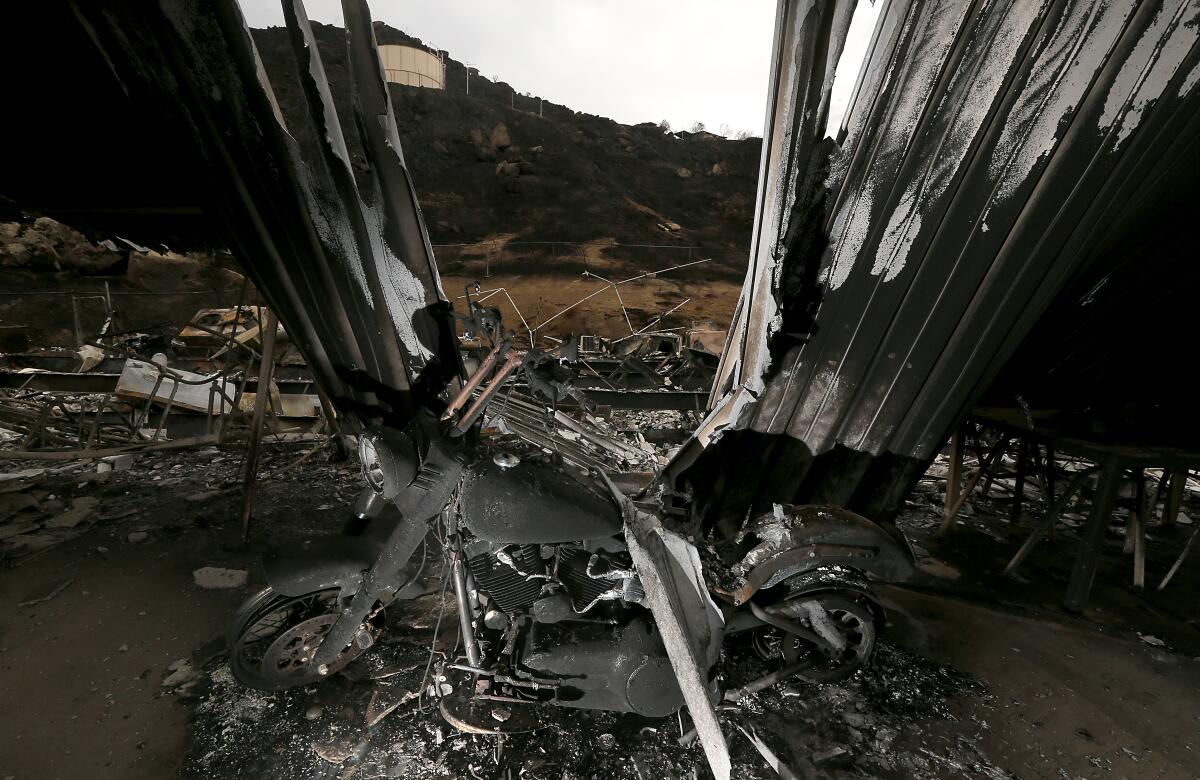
[465,62,472,95]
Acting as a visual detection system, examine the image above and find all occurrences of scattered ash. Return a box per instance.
[181,634,443,780]
[720,638,1014,778]
[181,631,705,779]
[183,611,1012,779]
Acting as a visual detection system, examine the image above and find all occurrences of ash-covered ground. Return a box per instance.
[181,597,1007,780]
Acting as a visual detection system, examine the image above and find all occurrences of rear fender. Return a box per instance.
[730,504,914,605]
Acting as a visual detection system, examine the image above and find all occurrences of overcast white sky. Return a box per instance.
[236,0,880,139]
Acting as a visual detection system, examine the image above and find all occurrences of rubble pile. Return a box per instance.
[0,442,358,560]
[604,408,698,464]
[898,451,1200,592]
[5,409,1195,778]
[0,389,146,451]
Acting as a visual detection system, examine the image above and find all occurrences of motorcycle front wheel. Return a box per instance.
[227,586,377,691]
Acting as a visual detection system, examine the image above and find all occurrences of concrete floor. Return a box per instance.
[0,533,238,779]
[881,586,1200,778]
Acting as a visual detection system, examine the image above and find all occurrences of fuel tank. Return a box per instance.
[457,452,623,543]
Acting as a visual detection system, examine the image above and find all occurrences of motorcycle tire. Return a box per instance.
[227,586,377,691]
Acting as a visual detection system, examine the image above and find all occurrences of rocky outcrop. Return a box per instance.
[0,218,123,272]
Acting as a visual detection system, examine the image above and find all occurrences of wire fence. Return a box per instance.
[4,241,722,345]
[431,240,704,280]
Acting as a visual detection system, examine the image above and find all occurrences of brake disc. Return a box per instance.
[260,614,369,686]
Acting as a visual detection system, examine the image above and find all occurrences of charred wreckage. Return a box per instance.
[4,0,1200,777]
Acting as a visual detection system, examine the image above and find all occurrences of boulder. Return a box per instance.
[489,122,511,150]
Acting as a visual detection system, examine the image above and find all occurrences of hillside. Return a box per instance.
[250,22,760,277]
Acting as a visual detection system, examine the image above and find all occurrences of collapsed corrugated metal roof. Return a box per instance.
[54,0,465,432]
[671,0,1200,528]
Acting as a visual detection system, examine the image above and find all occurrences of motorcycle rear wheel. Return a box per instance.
[754,592,878,683]
[228,586,376,691]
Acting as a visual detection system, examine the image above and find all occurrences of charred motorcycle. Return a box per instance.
[227,345,913,732]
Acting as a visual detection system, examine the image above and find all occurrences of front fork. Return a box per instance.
[311,433,465,673]
[311,503,432,674]
[451,536,482,667]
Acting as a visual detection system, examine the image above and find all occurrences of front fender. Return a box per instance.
[730,504,914,605]
[262,534,382,597]
[262,511,426,598]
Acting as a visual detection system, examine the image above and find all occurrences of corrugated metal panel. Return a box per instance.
[710,0,857,404]
[682,0,1200,524]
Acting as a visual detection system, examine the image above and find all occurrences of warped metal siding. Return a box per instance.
[709,0,856,402]
[685,0,1200,524]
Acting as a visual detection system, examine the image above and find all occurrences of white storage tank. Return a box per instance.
[378,44,445,89]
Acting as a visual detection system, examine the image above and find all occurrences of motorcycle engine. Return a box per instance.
[465,542,546,613]
[463,537,682,717]
[464,540,639,615]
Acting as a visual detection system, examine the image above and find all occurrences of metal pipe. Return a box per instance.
[452,350,523,435]
[723,661,812,703]
[71,294,83,346]
[240,308,278,539]
[452,551,481,667]
[441,340,503,421]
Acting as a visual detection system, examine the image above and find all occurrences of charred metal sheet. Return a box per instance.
[612,487,730,780]
[678,0,1200,527]
[63,0,463,433]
